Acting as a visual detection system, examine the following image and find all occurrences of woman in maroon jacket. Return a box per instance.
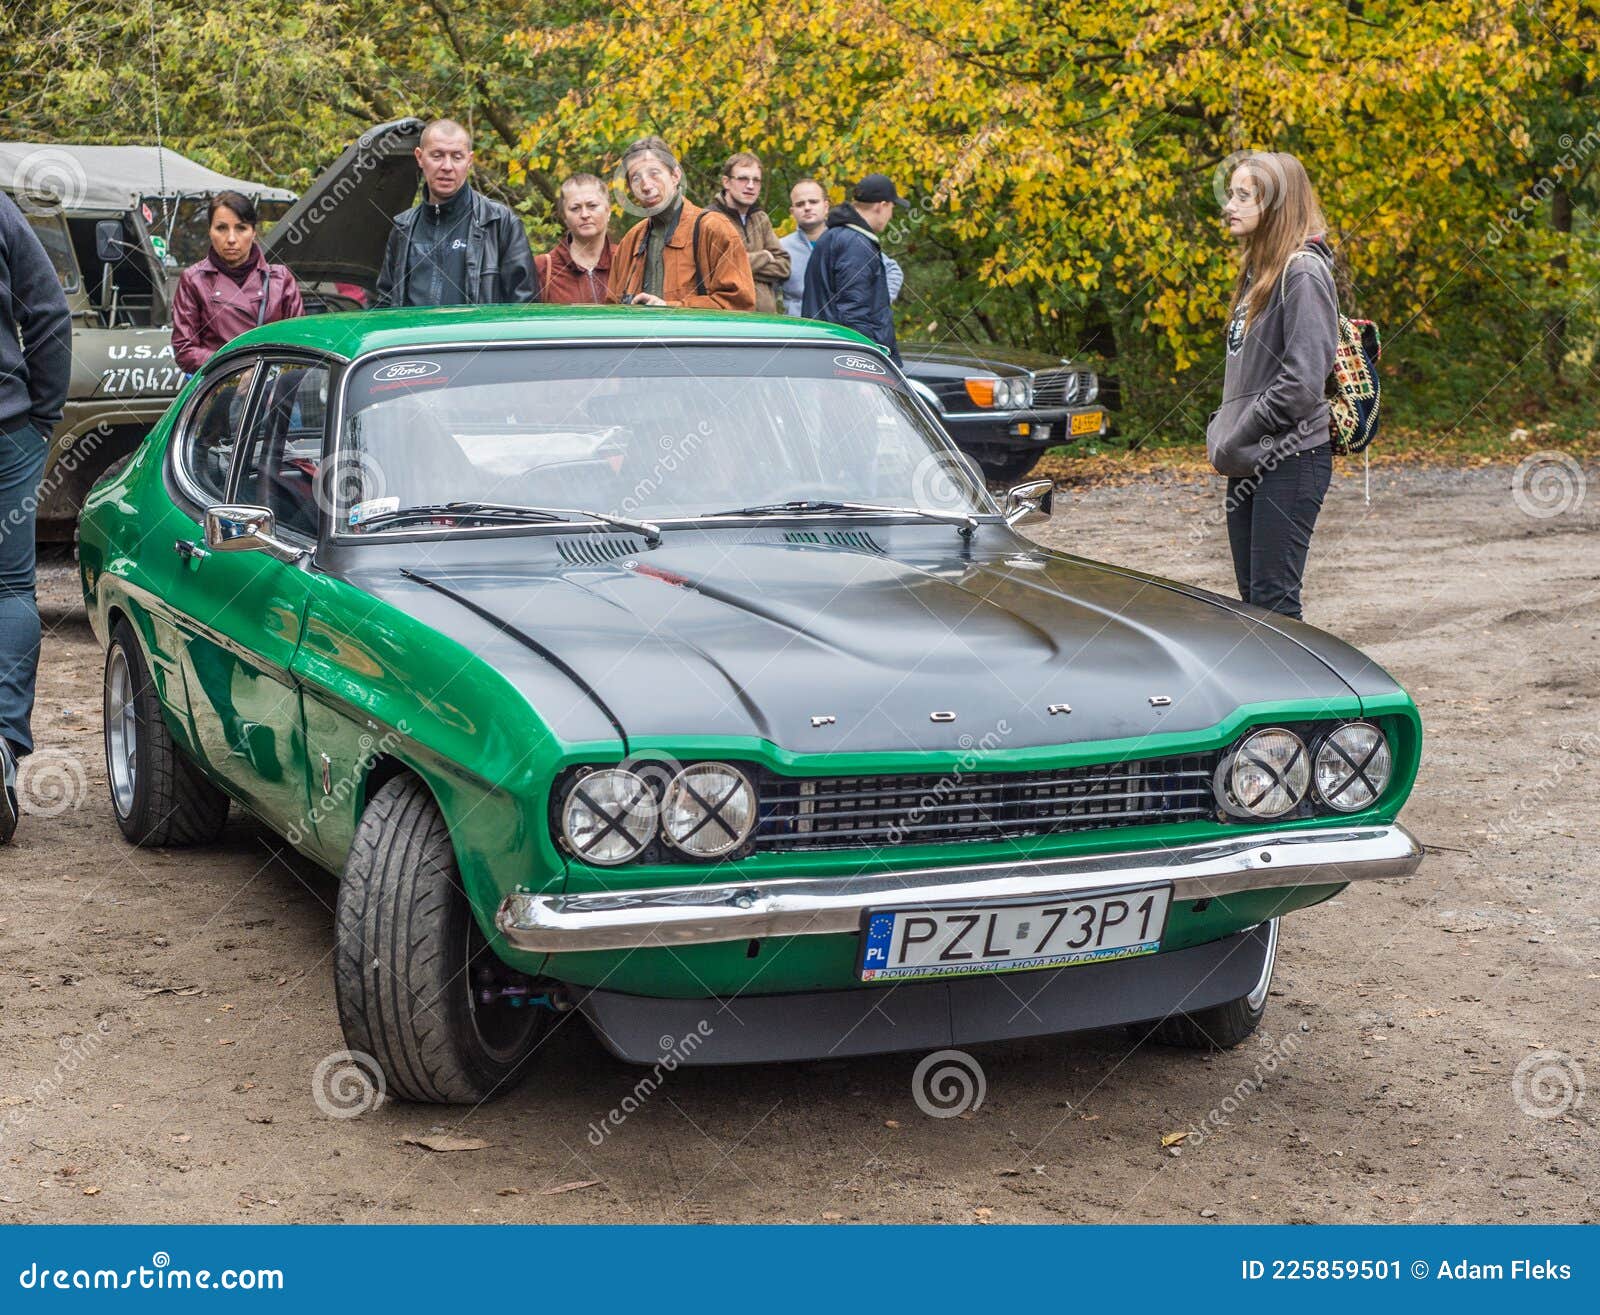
[170,191,304,373]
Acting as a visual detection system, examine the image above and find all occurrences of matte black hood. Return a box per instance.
[344,531,1361,754]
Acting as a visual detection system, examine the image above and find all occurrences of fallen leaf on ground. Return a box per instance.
[884,1119,900,1129]
[1161,1131,1192,1147]
[82,1186,101,1196]
[496,1187,521,1196]
[403,1135,489,1153]
[538,1179,600,1195]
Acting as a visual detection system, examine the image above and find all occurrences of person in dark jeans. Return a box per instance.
[0,190,73,842]
[1205,151,1339,620]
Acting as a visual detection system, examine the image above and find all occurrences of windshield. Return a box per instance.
[24,211,80,294]
[336,344,991,535]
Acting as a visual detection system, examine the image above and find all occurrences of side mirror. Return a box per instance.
[204,505,304,563]
[1003,479,1055,527]
[95,220,127,264]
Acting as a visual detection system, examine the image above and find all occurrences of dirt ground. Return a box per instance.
[2,460,1595,1224]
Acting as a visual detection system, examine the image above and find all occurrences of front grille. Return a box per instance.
[754,753,1218,851]
[1032,368,1095,408]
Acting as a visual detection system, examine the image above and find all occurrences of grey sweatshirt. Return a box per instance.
[1206,236,1338,478]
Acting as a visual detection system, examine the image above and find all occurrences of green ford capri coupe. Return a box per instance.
[78,305,1423,1104]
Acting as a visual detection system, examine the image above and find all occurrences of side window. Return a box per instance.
[180,364,255,503]
[235,361,331,540]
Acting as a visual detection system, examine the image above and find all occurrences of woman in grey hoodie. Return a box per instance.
[1206,152,1339,620]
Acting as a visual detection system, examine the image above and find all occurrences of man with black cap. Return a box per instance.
[801,173,909,363]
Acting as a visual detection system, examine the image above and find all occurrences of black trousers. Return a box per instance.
[1225,443,1332,621]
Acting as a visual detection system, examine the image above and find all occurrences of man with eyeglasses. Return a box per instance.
[707,151,790,314]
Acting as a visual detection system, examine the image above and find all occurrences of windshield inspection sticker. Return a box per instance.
[349,496,399,527]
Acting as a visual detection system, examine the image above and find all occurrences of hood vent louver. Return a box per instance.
[555,535,647,565]
[783,529,885,554]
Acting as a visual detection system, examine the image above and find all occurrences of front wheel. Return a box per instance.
[334,775,545,1104]
[103,619,229,846]
[1149,919,1278,1050]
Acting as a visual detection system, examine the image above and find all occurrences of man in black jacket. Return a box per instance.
[0,189,72,843]
[375,119,536,308]
[801,174,909,362]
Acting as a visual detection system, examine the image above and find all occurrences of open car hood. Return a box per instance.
[261,118,423,293]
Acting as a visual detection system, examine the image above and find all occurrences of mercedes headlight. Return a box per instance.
[1314,723,1392,812]
[662,762,757,858]
[1082,374,1099,404]
[1222,728,1310,818]
[560,768,659,865]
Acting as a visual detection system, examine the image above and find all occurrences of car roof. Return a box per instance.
[219,304,884,362]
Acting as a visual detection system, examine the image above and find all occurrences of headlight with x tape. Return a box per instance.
[557,760,759,865]
[1314,722,1392,812]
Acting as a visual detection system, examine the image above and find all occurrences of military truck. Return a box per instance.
[0,119,424,541]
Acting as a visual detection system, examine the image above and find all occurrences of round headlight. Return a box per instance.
[561,768,659,866]
[1315,723,1391,812]
[1224,728,1310,818]
[662,762,757,858]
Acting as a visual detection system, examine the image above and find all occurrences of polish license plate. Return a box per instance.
[1070,409,1104,436]
[859,885,1170,982]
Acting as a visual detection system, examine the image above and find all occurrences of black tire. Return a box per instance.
[104,620,229,846]
[1149,920,1278,1050]
[334,775,545,1104]
[977,450,1042,485]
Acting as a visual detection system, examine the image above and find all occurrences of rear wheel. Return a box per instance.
[103,619,229,846]
[334,775,545,1104]
[1149,920,1278,1050]
[976,449,1042,485]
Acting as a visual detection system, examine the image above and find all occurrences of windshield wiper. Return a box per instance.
[705,499,978,537]
[354,501,662,545]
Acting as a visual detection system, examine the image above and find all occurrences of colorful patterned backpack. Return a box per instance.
[1284,250,1381,455]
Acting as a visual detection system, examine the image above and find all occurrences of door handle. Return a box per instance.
[174,539,209,568]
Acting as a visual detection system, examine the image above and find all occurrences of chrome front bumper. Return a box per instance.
[496,824,1423,954]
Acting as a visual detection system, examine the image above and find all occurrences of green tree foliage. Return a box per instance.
[4,1,1596,440]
